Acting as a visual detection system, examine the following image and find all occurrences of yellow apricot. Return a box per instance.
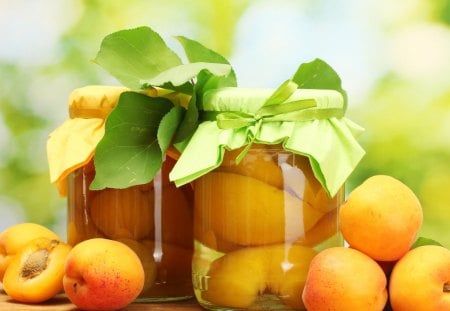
[202,247,267,309]
[195,172,324,246]
[339,175,423,261]
[3,237,72,303]
[89,186,154,240]
[0,223,62,281]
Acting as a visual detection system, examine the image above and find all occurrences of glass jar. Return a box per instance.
[51,85,195,301]
[192,144,344,310]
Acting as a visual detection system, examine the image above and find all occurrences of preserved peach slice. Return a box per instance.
[267,244,317,309]
[219,146,284,189]
[89,187,154,240]
[159,185,193,249]
[202,246,268,309]
[195,172,324,246]
[0,223,61,281]
[3,237,72,303]
[294,208,339,247]
[118,238,157,294]
[142,240,193,297]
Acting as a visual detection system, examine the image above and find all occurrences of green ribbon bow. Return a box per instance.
[169,81,365,197]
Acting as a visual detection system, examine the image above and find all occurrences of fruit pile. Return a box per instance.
[302,175,450,311]
[0,224,145,310]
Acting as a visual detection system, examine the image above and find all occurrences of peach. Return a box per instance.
[159,185,193,249]
[302,247,388,311]
[89,187,154,240]
[63,238,144,310]
[267,244,317,309]
[3,237,72,303]
[194,172,324,246]
[220,145,284,189]
[0,223,62,281]
[201,244,317,309]
[389,245,450,311]
[141,240,193,297]
[294,208,340,248]
[202,246,267,309]
[339,175,423,261]
[118,238,157,294]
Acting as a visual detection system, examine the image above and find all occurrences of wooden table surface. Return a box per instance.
[0,289,204,310]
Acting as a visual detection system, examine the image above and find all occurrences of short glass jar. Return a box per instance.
[192,144,344,310]
[51,86,195,301]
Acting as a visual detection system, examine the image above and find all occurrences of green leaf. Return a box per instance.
[172,36,237,147]
[173,91,198,147]
[141,62,232,88]
[94,26,182,89]
[90,92,173,190]
[175,36,237,95]
[157,106,185,154]
[411,237,443,249]
[292,58,348,111]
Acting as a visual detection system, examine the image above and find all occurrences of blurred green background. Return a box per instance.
[0,0,449,247]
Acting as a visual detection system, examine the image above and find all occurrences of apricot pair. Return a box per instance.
[202,244,317,309]
[0,223,72,303]
[302,175,444,311]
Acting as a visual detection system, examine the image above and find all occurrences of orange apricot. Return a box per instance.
[339,175,423,261]
[63,238,144,310]
[3,237,72,303]
[302,247,388,311]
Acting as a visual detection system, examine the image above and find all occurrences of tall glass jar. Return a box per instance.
[49,86,194,301]
[192,144,344,310]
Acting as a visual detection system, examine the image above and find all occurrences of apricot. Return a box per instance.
[0,223,62,281]
[202,246,268,309]
[118,238,157,294]
[195,172,324,246]
[389,245,450,311]
[3,237,72,303]
[302,247,388,311]
[63,238,144,310]
[339,175,423,261]
[89,186,154,240]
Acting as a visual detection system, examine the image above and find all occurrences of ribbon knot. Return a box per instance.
[202,80,345,163]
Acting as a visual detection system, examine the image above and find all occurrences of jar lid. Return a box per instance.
[170,84,365,197]
[68,85,131,119]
